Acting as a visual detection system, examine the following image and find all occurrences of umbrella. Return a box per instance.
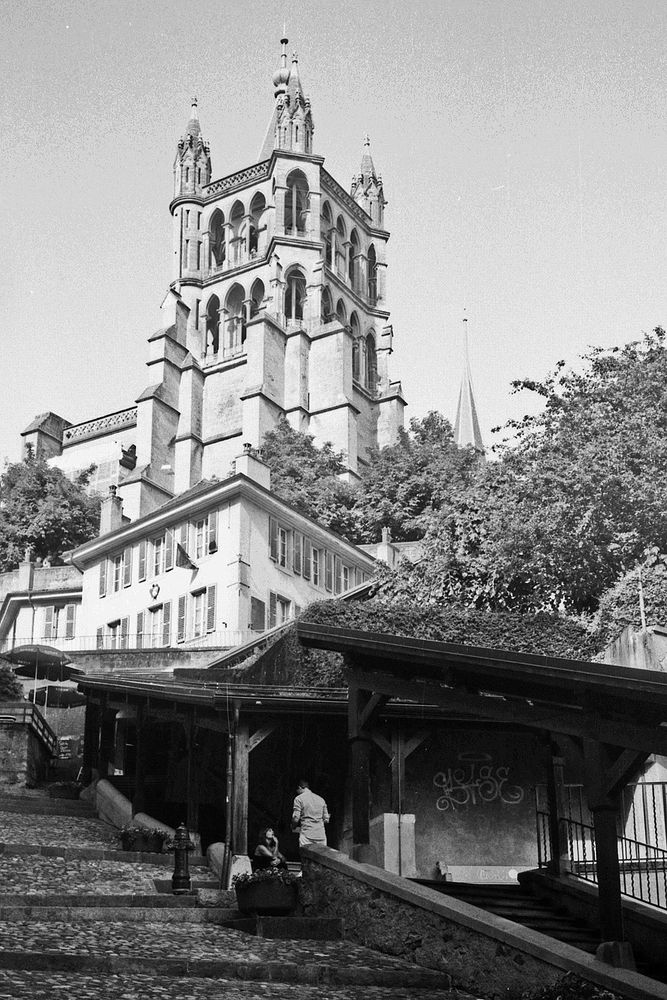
[6,645,73,683]
[29,685,86,709]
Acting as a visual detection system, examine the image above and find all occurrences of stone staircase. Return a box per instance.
[0,789,467,999]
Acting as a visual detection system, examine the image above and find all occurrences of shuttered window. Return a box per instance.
[123,546,132,587]
[112,553,123,592]
[269,592,277,629]
[334,556,342,595]
[136,611,144,650]
[177,595,187,643]
[138,541,147,581]
[120,616,129,649]
[293,533,302,575]
[99,560,107,598]
[269,517,278,561]
[207,510,218,553]
[312,548,320,586]
[44,606,54,640]
[96,627,104,649]
[325,551,333,592]
[162,601,172,646]
[206,585,217,633]
[302,539,311,580]
[65,604,76,639]
[250,597,265,631]
[165,529,175,572]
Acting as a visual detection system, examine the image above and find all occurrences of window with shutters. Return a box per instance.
[193,511,218,559]
[148,604,170,648]
[192,590,205,638]
[342,565,350,592]
[120,616,130,649]
[303,539,311,580]
[206,585,217,633]
[43,604,77,640]
[250,596,266,631]
[162,601,172,646]
[312,547,320,586]
[43,605,56,640]
[112,553,123,592]
[153,536,164,576]
[176,595,187,643]
[99,559,107,597]
[138,541,147,582]
[278,526,290,568]
[107,619,121,649]
[194,519,205,559]
[268,591,291,627]
[164,529,175,572]
[334,556,342,595]
[325,551,333,592]
[293,533,302,575]
[207,510,218,553]
[269,517,279,561]
[123,546,132,587]
[136,611,144,650]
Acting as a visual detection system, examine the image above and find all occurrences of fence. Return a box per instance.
[536,781,667,910]
[1,629,259,655]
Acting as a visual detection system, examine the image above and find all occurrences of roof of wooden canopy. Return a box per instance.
[295,622,667,756]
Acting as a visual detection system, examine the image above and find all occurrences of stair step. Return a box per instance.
[0,905,239,923]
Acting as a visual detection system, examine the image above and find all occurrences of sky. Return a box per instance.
[1,0,665,465]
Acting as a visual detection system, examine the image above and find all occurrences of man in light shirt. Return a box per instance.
[291,779,330,847]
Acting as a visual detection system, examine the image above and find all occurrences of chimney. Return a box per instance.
[233,443,271,490]
[17,548,34,591]
[99,485,124,535]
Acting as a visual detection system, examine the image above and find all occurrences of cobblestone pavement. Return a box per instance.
[0,856,210,894]
[0,971,473,999]
[0,921,426,970]
[0,812,119,849]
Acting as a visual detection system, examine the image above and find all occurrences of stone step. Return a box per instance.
[222,915,344,940]
[0,893,199,908]
[0,904,239,923]
[0,842,206,867]
[0,798,95,818]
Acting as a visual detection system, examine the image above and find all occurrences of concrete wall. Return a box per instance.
[602,626,667,673]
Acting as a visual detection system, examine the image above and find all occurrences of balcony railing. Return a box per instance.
[1,629,262,655]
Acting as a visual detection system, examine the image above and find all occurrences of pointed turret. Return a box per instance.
[259,38,314,159]
[453,315,484,453]
[174,97,211,198]
[351,134,386,227]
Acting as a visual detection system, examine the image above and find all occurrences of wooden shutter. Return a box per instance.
[43,606,54,640]
[138,541,147,582]
[334,556,342,595]
[206,585,217,633]
[123,546,132,587]
[179,523,188,547]
[96,627,104,650]
[177,595,187,643]
[165,529,174,572]
[303,539,311,580]
[120,616,129,649]
[99,560,107,597]
[207,510,218,552]
[65,604,76,639]
[325,551,333,592]
[269,592,277,628]
[136,611,144,650]
[269,517,278,561]
[293,533,302,574]
[162,601,172,646]
[250,597,265,631]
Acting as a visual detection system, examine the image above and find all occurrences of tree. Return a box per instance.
[352,412,480,542]
[0,661,23,702]
[0,457,100,572]
[596,549,667,648]
[395,328,667,614]
[259,419,357,538]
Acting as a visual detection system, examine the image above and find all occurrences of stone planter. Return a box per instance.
[120,831,164,853]
[235,880,298,915]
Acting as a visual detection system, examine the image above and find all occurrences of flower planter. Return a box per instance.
[120,831,165,854]
[235,880,298,916]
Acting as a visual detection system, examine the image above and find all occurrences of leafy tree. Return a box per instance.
[596,549,667,647]
[259,419,357,538]
[352,411,480,542]
[0,661,23,702]
[0,457,100,572]
[395,328,667,614]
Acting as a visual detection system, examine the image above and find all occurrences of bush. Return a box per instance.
[0,662,23,702]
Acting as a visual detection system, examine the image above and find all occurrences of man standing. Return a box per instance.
[291,779,330,847]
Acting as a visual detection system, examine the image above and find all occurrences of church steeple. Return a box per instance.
[174,97,211,198]
[453,314,484,453]
[351,134,386,227]
[259,38,314,160]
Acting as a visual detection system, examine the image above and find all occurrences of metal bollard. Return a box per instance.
[171,822,192,894]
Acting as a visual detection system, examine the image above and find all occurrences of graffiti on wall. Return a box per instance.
[434,752,525,812]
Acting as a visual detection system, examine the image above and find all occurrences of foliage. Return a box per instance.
[351,411,481,542]
[233,867,299,887]
[402,328,667,614]
[0,456,100,571]
[119,824,170,850]
[519,972,620,1000]
[596,548,667,647]
[0,662,23,702]
[299,598,597,661]
[260,419,357,538]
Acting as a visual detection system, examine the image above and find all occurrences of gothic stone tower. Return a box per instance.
[127,39,405,513]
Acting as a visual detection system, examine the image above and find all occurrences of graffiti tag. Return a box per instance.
[433,752,524,812]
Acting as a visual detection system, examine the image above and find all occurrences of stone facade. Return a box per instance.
[22,39,406,520]
[0,709,51,790]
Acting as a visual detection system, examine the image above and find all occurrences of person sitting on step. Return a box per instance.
[253,826,287,871]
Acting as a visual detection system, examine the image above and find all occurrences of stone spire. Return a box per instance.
[259,38,314,159]
[453,314,484,453]
[351,134,386,227]
[174,97,211,198]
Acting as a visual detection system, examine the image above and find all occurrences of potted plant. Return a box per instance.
[119,824,169,854]
[233,867,299,915]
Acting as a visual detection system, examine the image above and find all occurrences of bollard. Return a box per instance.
[171,822,192,894]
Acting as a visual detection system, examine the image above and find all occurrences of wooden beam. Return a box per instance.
[351,669,667,757]
[359,693,389,730]
[350,735,371,847]
[248,726,275,753]
[603,749,651,800]
[370,732,392,758]
[133,705,147,816]
[584,740,624,943]
[404,731,429,758]
[232,722,249,856]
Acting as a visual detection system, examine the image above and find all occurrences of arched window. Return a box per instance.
[321,202,333,266]
[205,295,220,356]
[367,245,378,305]
[285,170,308,235]
[351,313,361,382]
[349,230,360,290]
[209,210,225,268]
[285,268,306,323]
[366,333,378,392]
[250,278,265,319]
[230,200,244,265]
[249,192,266,256]
[321,287,333,324]
[225,284,246,355]
[335,215,346,277]
[335,298,347,325]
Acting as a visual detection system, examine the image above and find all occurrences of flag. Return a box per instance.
[176,543,196,569]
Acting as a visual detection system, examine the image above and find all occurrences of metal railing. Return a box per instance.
[536,781,667,911]
[1,629,260,655]
[0,702,58,756]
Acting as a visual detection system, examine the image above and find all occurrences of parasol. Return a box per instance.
[6,645,74,683]
[28,685,86,710]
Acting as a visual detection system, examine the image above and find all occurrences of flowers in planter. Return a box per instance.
[119,824,170,852]
[233,867,299,887]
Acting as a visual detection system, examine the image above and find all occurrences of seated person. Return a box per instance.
[253,826,287,871]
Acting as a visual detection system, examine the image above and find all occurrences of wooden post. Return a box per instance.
[584,739,624,943]
[81,699,100,785]
[348,684,371,848]
[98,703,116,778]
[186,716,198,836]
[544,745,570,876]
[233,720,249,855]
[133,706,147,815]
[390,729,404,815]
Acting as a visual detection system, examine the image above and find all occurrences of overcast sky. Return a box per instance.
[2,0,665,465]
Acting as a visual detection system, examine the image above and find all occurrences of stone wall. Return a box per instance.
[0,718,50,791]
